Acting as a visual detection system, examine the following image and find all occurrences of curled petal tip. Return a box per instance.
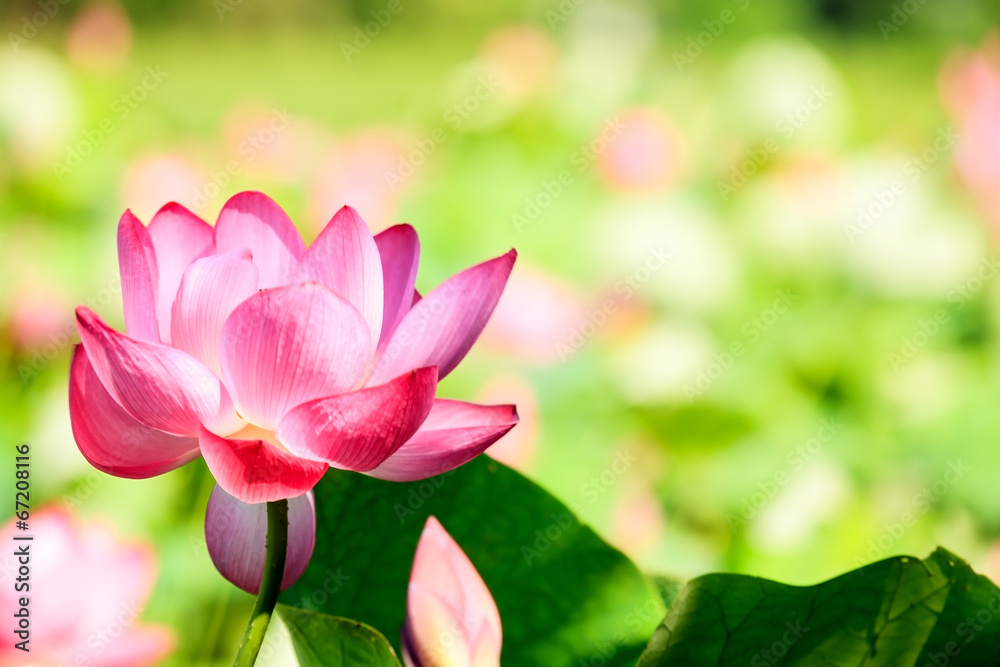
[278,365,437,472]
[422,514,445,535]
[366,399,519,482]
[118,209,146,234]
[369,246,517,384]
[154,200,199,218]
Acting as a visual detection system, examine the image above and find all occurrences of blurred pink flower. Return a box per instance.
[610,487,665,559]
[941,42,1000,231]
[0,507,172,666]
[479,375,538,473]
[65,2,132,72]
[481,265,585,365]
[69,191,518,592]
[479,25,559,105]
[942,44,1000,230]
[119,153,206,220]
[403,517,501,667]
[309,130,409,234]
[6,286,71,351]
[220,105,316,185]
[597,108,682,193]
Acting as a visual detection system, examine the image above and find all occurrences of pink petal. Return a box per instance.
[404,517,501,665]
[403,584,470,667]
[468,624,503,667]
[76,307,242,437]
[294,205,384,356]
[373,223,420,344]
[199,428,328,503]
[205,484,316,595]
[215,191,306,289]
[420,516,500,617]
[69,346,200,478]
[369,250,516,385]
[366,400,518,482]
[219,284,371,430]
[277,366,438,471]
[148,202,215,344]
[77,531,160,638]
[170,249,259,376]
[118,210,160,343]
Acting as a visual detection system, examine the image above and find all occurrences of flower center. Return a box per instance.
[231,423,288,452]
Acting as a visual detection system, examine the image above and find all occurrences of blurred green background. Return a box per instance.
[4,0,1000,663]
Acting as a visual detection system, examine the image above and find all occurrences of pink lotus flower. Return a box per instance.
[403,517,501,667]
[0,507,173,666]
[69,191,519,591]
[597,108,682,194]
[941,43,1000,232]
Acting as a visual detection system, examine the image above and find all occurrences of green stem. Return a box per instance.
[233,499,289,667]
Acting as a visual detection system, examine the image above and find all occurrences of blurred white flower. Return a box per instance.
[0,50,80,170]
